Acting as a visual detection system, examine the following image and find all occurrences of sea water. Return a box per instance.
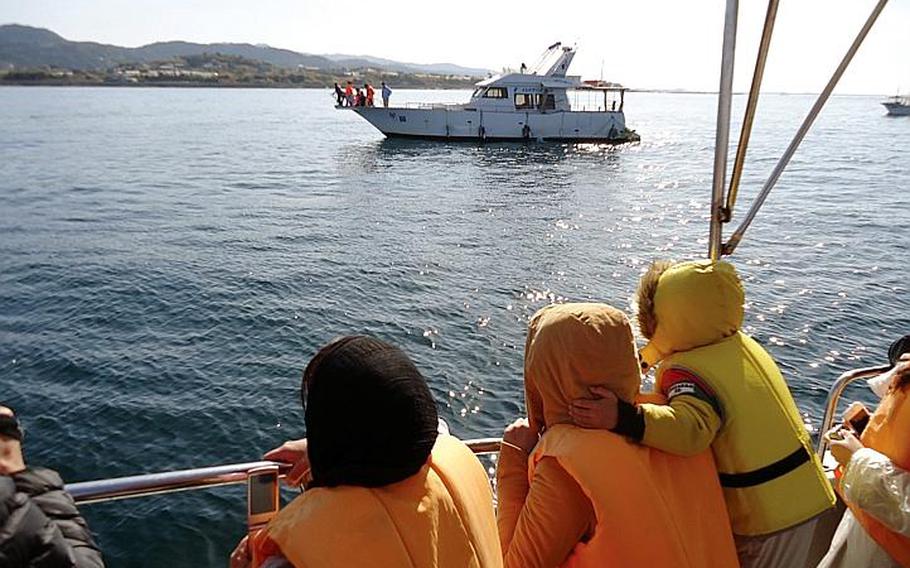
[1,87,908,566]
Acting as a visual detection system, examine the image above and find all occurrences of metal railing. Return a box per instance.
[402,102,466,110]
[815,364,890,458]
[64,363,893,507]
[66,438,503,505]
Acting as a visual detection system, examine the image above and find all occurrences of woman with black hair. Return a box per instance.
[231,336,501,568]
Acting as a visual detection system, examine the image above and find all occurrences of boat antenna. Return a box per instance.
[529,44,557,75]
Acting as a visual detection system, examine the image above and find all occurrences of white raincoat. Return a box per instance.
[818,374,910,568]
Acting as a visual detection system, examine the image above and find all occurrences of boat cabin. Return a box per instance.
[465,44,626,114]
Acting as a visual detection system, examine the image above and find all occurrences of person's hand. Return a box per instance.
[230,535,251,568]
[570,386,619,430]
[264,438,310,486]
[501,418,539,454]
[826,427,864,467]
[0,406,25,475]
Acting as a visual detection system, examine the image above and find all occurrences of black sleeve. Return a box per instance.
[611,399,645,441]
[0,475,74,568]
[13,468,105,568]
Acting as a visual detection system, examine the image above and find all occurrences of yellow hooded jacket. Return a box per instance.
[637,260,835,536]
[497,303,738,567]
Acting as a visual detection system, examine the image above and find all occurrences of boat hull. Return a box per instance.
[347,107,639,143]
[883,102,910,116]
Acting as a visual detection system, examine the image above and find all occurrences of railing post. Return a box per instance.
[815,365,890,457]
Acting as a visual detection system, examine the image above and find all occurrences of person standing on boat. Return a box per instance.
[333,83,344,106]
[0,406,105,568]
[497,303,738,568]
[819,340,910,568]
[570,260,837,567]
[344,81,354,107]
[364,83,374,107]
[381,82,392,108]
[232,336,502,568]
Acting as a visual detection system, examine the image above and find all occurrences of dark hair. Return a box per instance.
[889,335,910,366]
[890,335,910,389]
[302,336,438,488]
[0,410,22,441]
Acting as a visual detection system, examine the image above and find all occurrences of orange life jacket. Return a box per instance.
[847,382,910,566]
[251,434,502,568]
[531,396,739,568]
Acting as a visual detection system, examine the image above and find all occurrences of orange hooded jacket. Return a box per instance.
[496,303,738,568]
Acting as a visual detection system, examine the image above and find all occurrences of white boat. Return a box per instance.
[882,94,910,116]
[340,43,639,143]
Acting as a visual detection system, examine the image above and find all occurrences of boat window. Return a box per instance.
[536,94,556,110]
[482,87,508,99]
[514,93,535,109]
[472,88,484,98]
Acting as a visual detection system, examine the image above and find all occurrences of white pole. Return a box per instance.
[709,0,739,261]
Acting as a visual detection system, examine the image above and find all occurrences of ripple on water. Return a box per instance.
[0,88,908,565]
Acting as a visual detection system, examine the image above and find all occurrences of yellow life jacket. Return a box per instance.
[531,422,739,568]
[846,382,910,566]
[253,434,502,568]
[657,332,835,536]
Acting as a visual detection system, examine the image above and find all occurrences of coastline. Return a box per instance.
[0,80,475,89]
[0,81,885,97]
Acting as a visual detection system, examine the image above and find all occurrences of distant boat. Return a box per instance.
[882,94,910,116]
[339,43,639,143]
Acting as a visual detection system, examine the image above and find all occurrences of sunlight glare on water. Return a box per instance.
[0,87,908,565]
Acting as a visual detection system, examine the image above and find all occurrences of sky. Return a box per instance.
[3,0,909,94]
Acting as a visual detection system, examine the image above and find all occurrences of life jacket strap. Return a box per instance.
[718,446,810,488]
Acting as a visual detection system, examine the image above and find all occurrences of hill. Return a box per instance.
[0,24,490,77]
[0,51,479,89]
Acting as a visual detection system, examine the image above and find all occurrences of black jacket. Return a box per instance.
[0,467,104,568]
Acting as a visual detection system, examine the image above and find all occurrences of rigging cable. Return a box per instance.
[721,0,891,256]
[724,0,780,220]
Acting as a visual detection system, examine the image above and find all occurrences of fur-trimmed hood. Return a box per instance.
[638,260,744,369]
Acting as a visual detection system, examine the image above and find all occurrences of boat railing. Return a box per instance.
[815,364,890,458]
[65,437,503,505]
[64,363,889,507]
[402,102,466,110]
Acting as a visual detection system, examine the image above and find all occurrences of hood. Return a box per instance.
[525,303,641,432]
[640,260,744,368]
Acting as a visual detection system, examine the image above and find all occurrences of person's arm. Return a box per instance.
[0,475,74,567]
[497,453,594,568]
[263,439,311,487]
[495,441,530,552]
[841,447,910,537]
[14,467,105,568]
[638,396,722,456]
[570,373,722,456]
